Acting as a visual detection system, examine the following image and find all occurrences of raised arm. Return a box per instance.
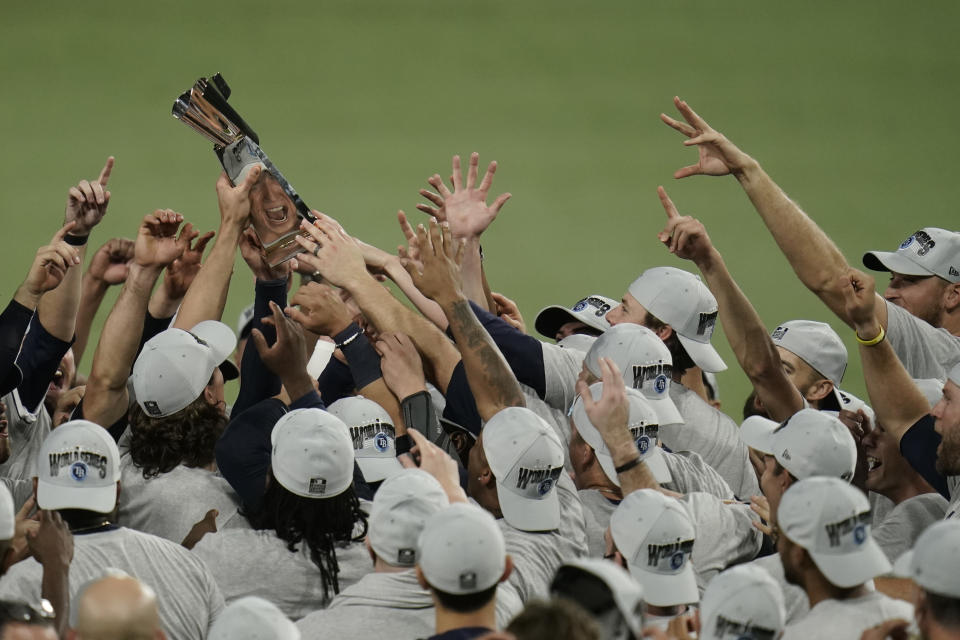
[74,237,134,366]
[657,186,803,421]
[416,153,511,313]
[842,269,929,443]
[173,167,260,329]
[39,158,115,342]
[403,220,524,421]
[83,211,187,428]
[147,225,215,320]
[661,97,887,329]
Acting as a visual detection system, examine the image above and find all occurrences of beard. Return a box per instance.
[935,432,960,476]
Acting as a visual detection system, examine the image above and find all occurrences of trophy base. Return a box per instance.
[262,229,310,267]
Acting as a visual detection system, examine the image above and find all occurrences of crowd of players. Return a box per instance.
[0,96,956,640]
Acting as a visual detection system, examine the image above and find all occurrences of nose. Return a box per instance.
[605,307,620,326]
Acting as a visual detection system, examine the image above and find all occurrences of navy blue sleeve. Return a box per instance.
[217,389,325,511]
[137,312,173,359]
[334,323,383,390]
[232,279,288,418]
[441,361,483,436]
[0,301,33,396]
[316,356,354,406]
[460,301,546,398]
[15,317,73,414]
[899,414,949,499]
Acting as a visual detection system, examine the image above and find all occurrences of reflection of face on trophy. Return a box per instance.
[172,74,315,266]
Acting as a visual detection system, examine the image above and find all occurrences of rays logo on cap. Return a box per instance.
[70,462,87,482]
[899,235,915,250]
[670,552,685,570]
[374,432,389,452]
[537,478,554,497]
[636,435,651,455]
[653,374,668,394]
[573,300,588,312]
[853,524,867,545]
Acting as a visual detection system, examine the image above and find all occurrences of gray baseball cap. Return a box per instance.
[863,227,960,283]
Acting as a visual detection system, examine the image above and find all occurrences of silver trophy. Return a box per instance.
[172,74,315,266]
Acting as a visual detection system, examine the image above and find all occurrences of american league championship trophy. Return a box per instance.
[171,73,316,266]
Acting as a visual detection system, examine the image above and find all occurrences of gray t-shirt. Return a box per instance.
[781,590,913,640]
[498,474,588,603]
[681,492,762,591]
[521,387,573,471]
[747,552,810,624]
[117,454,241,544]
[874,493,948,562]
[946,476,960,520]
[578,489,618,558]
[191,527,372,620]
[0,526,223,640]
[869,491,895,527]
[540,343,586,414]
[0,389,51,482]
[665,385,759,499]
[296,569,521,638]
[885,299,960,380]
[663,450,735,500]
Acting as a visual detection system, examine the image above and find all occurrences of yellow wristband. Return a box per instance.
[856,325,885,346]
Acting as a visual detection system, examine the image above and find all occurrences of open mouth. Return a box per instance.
[263,205,289,224]
[866,456,882,473]
[48,368,64,392]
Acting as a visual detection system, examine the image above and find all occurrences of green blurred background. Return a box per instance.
[2,0,958,412]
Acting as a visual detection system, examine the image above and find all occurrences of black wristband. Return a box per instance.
[614,457,642,474]
[395,434,413,456]
[64,234,88,246]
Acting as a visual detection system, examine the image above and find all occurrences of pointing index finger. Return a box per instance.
[657,186,680,219]
[98,156,115,186]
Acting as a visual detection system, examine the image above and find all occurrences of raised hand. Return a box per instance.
[399,429,467,503]
[396,210,424,272]
[26,509,73,568]
[841,269,879,336]
[655,186,719,266]
[375,332,426,400]
[402,220,465,306]
[416,152,511,239]
[294,214,367,288]
[749,495,775,537]
[287,281,354,337]
[491,292,526,333]
[162,224,216,299]
[87,237,135,286]
[20,222,82,301]
[574,357,630,447]
[215,166,262,228]
[239,227,289,282]
[660,96,755,179]
[133,210,186,270]
[251,300,310,382]
[64,157,114,236]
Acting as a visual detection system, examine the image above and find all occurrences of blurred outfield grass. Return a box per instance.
[2,0,959,411]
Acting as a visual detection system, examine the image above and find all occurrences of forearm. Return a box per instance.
[384,262,448,330]
[459,239,490,312]
[606,431,658,496]
[346,275,460,393]
[855,322,930,442]
[735,164,853,321]
[85,265,161,424]
[697,251,802,421]
[173,225,242,329]
[72,274,109,365]
[147,280,183,319]
[37,246,86,342]
[40,559,70,637]
[0,301,34,396]
[441,297,524,421]
[233,279,287,417]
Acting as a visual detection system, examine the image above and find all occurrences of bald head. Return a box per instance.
[72,575,164,640]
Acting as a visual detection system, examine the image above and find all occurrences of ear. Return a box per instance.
[804,379,834,403]
[499,554,514,583]
[653,324,674,342]
[203,384,218,406]
[415,565,428,590]
[943,282,960,312]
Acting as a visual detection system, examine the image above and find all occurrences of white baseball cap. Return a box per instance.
[208,596,300,640]
[535,295,616,339]
[482,407,565,532]
[739,409,856,481]
[824,389,876,427]
[327,396,402,483]
[914,378,945,408]
[893,520,960,598]
[863,227,960,283]
[626,267,727,373]
[778,477,889,588]
[368,469,449,567]
[610,489,699,607]
[770,320,847,385]
[551,558,644,639]
[270,409,354,499]
[949,363,960,389]
[570,383,670,487]
[557,334,598,353]
[236,303,256,339]
[132,320,238,418]
[37,420,121,513]
[584,324,683,426]
[698,564,786,640]
[417,503,506,595]
[0,484,14,540]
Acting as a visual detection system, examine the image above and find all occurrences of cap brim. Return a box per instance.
[191,320,238,365]
[811,540,892,588]
[862,251,934,277]
[535,306,580,340]
[892,550,914,579]
[439,417,477,443]
[597,447,671,488]
[645,393,684,427]
[219,360,240,382]
[356,456,403,483]
[740,416,778,454]
[37,479,116,513]
[676,335,727,373]
[628,563,699,607]
[497,482,561,532]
